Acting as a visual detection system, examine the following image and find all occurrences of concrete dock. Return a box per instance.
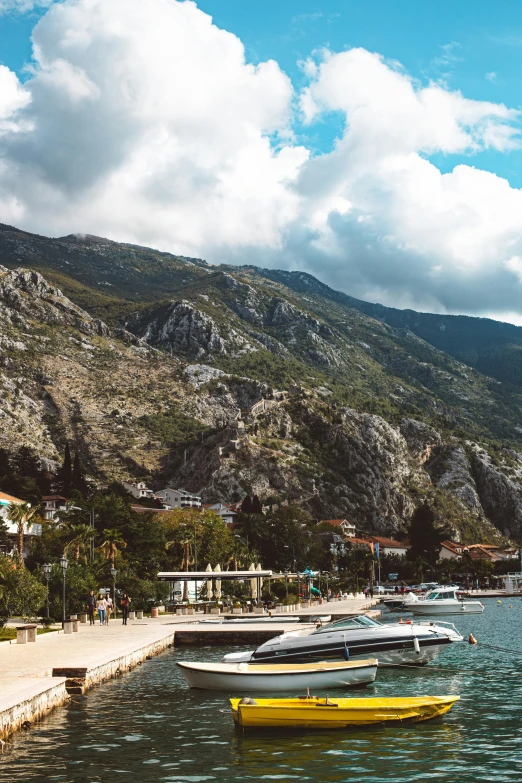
[0,597,376,740]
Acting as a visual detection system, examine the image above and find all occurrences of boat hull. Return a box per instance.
[407,602,484,616]
[230,695,460,728]
[177,659,378,691]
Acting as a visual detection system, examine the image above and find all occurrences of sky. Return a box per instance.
[2,1,522,321]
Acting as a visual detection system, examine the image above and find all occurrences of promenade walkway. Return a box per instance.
[0,596,376,739]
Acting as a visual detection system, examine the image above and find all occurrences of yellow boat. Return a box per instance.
[230,694,459,729]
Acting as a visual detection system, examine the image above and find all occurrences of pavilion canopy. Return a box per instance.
[157,570,273,582]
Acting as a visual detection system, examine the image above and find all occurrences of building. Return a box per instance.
[364,536,409,557]
[318,531,347,568]
[202,502,237,525]
[122,481,154,500]
[154,488,202,509]
[321,519,356,538]
[439,540,464,560]
[42,495,68,520]
[0,491,42,558]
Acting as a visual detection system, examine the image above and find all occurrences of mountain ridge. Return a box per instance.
[1,225,522,543]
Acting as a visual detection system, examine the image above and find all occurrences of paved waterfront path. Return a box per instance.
[0,596,376,739]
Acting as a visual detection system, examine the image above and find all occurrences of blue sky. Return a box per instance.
[3,1,522,181]
[2,0,522,320]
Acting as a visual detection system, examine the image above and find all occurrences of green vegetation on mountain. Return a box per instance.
[2,224,522,543]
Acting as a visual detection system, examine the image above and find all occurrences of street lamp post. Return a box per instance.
[110,567,117,619]
[60,556,68,627]
[42,563,52,618]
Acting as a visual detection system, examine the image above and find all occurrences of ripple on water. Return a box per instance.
[1,600,522,783]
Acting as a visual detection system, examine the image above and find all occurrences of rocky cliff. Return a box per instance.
[1,225,522,543]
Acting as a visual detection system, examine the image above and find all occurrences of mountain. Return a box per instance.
[1,224,522,544]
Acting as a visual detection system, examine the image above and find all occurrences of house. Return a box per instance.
[154,488,202,509]
[0,491,42,558]
[466,545,502,563]
[439,540,464,560]
[131,505,171,515]
[318,531,347,553]
[363,536,409,557]
[122,481,154,500]
[321,519,356,538]
[202,502,237,525]
[42,495,68,520]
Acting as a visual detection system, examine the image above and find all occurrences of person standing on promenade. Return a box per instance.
[120,593,130,625]
[86,590,96,625]
[105,595,113,624]
[96,594,107,625]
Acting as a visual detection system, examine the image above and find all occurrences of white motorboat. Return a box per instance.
[404,586,484,615]
[223,614,463,667]
[177,658,378,691]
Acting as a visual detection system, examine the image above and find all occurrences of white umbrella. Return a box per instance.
[249,562,257,600]
[205,563,213,599]
[256,563,263,593]
[214,563,222,600]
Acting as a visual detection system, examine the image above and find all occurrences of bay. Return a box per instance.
[1,598,521,783]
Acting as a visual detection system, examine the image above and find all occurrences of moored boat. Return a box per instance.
[230,694,460,728]
[177,658,378,691]
[404,586,484,615]
[223,613,463,666]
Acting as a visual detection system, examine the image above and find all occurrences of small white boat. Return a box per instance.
[404,586,484,615]
[177,658,378,691]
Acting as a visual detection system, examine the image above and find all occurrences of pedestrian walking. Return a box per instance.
[106,595,113,624]
[96,594,107,625]
[86,590,96,625]
[120,593,130,625]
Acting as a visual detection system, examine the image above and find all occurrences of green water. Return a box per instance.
[1,598,522,782]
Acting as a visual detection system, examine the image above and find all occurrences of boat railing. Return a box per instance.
[418,620,459,633]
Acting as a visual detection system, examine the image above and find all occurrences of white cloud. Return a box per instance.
[485,71,498,83]
[1,1,522,319]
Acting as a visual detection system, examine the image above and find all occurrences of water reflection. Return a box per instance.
[1,600,522,782]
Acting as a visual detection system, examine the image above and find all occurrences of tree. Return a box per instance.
[71,452,88,495]
[6,501,42,568]
[241,495,253,514]
[408,502,451,567]
[0,555,46,618]
[251,495,263,514]
[0,516,9,552]
[63,524,93,562]
[99,528,127,566]
[56,442,72,496]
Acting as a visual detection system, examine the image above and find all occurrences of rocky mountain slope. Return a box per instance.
[1,224,522,543]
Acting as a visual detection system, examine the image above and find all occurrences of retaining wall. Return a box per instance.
[0,679,69,741]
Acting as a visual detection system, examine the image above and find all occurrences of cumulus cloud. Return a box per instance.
[1,0,522,319]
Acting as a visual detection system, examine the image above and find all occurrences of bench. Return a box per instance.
[16,624,37,644]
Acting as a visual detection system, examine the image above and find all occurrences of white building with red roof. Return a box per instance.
[321,519,356,538]
[0,490,42,557]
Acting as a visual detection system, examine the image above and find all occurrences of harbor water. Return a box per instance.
[1,598,522,782]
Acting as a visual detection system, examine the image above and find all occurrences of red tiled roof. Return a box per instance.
[131,505,171,514]
[0,490,24,504]
[322,519,355,527]
[365,535,409,548]
[467,546,500,562]
[349,537,372,547]
[42,495,68,501]
[440,540,463,553]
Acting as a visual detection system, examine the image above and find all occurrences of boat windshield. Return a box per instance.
[427,590,456,600]
[311,615,382,634]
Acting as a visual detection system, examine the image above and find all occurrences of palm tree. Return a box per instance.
[6,501,42,567]
[99,528,126,565]
[63,524,93,563]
